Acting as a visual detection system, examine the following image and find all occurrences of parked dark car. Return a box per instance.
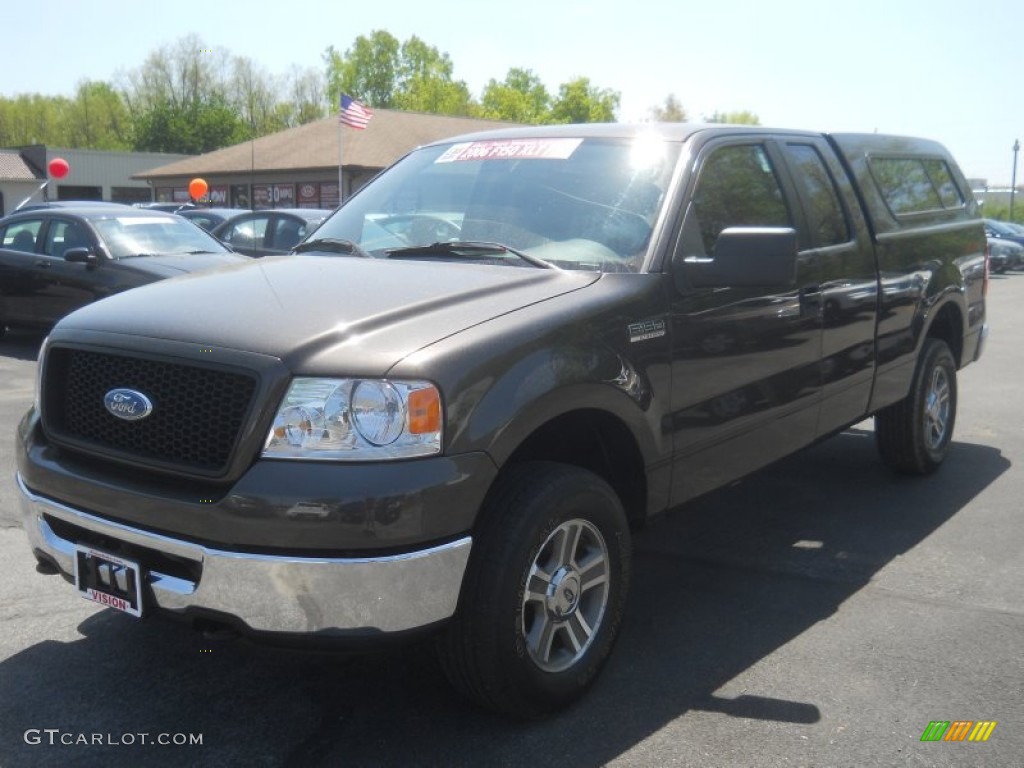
[1002,220,1024,239]
[177,207,244,232]
[210,208,332,257]
[987,236,1023,273]
[984,218,1024,250]
[0,206,249,337]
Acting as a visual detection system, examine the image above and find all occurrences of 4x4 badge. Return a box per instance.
[103,389,154,421]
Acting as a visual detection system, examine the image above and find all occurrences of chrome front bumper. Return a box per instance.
[18,473,471,635]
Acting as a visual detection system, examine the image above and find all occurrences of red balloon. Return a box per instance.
[189,178,209,200]
[48,157,70,179]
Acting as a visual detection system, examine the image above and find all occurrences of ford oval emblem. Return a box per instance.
[103,389,154,421]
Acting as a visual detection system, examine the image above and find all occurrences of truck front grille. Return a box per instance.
[43,348,259,476]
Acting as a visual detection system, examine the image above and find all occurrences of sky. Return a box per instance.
[4,0,1022,186]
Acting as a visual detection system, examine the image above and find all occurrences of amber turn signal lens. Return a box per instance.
[407,387,441,434]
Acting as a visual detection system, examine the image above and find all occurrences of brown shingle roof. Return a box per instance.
[0,151,40,180]
[135,109,519,179]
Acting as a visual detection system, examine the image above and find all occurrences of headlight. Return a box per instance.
[263,378,442,460]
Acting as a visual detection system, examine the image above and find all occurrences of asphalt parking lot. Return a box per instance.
[1,275,1022,768]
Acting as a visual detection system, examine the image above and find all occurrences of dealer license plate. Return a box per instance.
[73,546,143,618]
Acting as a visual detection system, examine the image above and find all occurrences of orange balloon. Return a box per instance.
[189,178,209,200]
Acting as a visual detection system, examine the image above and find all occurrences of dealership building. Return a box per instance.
[0,146,191,216]
[134,109,514,209]
[1,110,513,216]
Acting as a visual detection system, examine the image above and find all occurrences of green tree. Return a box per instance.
[650,94,687,123]
[324,31,476,116]
[0,85,129,149]
[548,77,619,124]
[121,35,229,114]
[230,56,282,136]
[0,93,67,146]
[324,30,401,107]
[131,97,246,154]
[979,199,1023,224]
[393,36,474,115]
[121,35,247,152]
[705,110,760,125]
[67,81,130,149]
[286,65,328,125]
[479,68,550,123]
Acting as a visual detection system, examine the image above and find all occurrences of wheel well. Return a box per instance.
[926,301,964,366]
[502,410,647,530]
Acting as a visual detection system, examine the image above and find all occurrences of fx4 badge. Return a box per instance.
[628,319,666,343]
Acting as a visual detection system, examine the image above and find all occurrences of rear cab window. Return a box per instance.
[869,156,966,217]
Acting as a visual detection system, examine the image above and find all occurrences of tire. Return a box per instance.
[436,461,632,719]
[875,338,957,475]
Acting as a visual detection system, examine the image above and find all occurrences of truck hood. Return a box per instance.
[56,256,599,374]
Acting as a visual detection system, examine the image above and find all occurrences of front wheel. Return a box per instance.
[875,338,957,474]
[436,462,632,718]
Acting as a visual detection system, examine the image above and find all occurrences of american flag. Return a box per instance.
[339,94,373,130]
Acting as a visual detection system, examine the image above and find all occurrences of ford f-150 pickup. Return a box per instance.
[15,123,987,718]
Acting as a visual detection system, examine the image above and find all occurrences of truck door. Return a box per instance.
[776,138,878,435]
[666,139,823,503]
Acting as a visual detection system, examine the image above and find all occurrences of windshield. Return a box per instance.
[312,136,680,272]
[93,216,231,258]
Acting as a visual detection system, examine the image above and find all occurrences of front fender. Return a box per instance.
[390,275,673,470]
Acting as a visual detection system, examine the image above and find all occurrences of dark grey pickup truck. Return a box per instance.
[16,124,987,717]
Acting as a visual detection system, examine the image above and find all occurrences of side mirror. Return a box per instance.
[679,227,798,289]
[64,247,98,267]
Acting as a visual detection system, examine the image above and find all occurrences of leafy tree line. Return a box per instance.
[0,34,329,154]
[324,31,755,126]
[0,31,757,155]
[980,201,1023,225]
[324,30,620,124]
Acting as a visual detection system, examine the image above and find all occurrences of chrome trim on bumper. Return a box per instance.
[17,473,471,635]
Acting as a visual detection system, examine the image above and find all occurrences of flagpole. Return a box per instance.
[337,104,344,206]
[337,94,372,206]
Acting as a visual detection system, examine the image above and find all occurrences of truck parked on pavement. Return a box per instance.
[16,124,986,718]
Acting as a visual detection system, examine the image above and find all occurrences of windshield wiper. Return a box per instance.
[291,238,372,257]
[385,241,556,269]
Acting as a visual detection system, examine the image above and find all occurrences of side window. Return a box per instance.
[223,216,268,247]
[1,220,43,252]
[271,217,307,250]
[783,144,850,247]
[921,159,964,209]
[688,144,792,255]
[869,156,963,215]
[43,220,92,259]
